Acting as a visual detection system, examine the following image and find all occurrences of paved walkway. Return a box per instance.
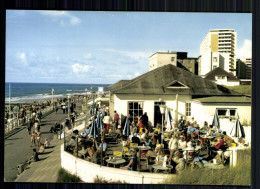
[5,100,84,182]
[15,138,64,182]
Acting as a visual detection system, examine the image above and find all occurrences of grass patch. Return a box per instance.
[162,149,251,185]
[94,175,128,183]
[57,168,82,183]
[225,85,251,96]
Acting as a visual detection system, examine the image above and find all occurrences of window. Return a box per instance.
[171,57,175,62]
[128,101,143,124]
[185,103,191,116]
[217,108,237,119]
[213,57,218,62]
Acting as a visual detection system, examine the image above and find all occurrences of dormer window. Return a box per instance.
[164,80,189,89]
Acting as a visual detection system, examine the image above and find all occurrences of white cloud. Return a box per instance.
[72,63,92,73]
[39,10,81,27]
[83,53,92,59]
[16,52,27,65]
[237,39,252,59]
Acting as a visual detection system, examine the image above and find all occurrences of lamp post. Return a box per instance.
[159,105,166,144]
[67,95,70,119]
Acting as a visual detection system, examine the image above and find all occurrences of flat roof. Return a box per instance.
[192,96,251,103]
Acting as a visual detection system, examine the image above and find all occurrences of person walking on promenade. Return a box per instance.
[34,120,39,132]
[36,131,41,147]
[30,131,36,147]
[114,110,119,130]
[62,105,66,114]
[27,119,32,135]
[55,106,59,114]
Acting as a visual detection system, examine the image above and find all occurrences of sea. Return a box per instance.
[5,82,110,104]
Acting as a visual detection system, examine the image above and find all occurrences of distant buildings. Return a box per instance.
[236,58,252,79]
[200,29,237,76]
[149,51,198,75]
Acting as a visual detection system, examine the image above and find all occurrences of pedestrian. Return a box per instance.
[62,105,66,114]
[27,119,32,135]
[114,110,119,130]
[55,106,59,114]
[36,131,41,147]
[30,131,36,147]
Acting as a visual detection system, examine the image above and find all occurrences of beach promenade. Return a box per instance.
[5,101,84,182]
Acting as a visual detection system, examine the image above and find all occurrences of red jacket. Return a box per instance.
[114,113,119,121]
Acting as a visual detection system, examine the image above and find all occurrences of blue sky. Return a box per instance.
[6,11,252,84]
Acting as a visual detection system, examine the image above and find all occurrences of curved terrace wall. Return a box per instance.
[60,144,170,184]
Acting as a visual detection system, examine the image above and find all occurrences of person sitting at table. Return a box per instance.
[154,123,161,134]
[223,131,236,147]
[178,136,187,151]
[140,129,147,142]
[208,135,226,158]
[173,151,185,174]
[202,121,209,131]
[151,131,159,148]
[116,125,122,138]
[144,137,151,147]
[82,125,90,138]
[120,150,138,171]
[178,120,186,131]
[85,144,96,162]
[155,149,166,165]
[146,148,157,164]
[137,119,144,131]
[132,133,140,145]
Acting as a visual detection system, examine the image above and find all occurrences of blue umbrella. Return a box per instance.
[168,110,172,122]
[89,119,98,138]
[212,110,220,129]
[230,118,245,138]
[96,112,102,131]
[123,117,130,137]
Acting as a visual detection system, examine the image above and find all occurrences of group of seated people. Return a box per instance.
[65,113,238,173]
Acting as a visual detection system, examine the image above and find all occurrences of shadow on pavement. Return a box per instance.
[39,157,49,161]
[45,146,55,149]
[39,151,53,155]
[6,138,23,140]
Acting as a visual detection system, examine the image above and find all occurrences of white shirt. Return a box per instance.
[103,116,110,124]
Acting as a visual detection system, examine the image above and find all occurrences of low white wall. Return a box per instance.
[61,144,170,184]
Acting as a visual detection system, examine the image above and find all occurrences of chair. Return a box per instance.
[122,146,130,157]
[113,151,123,159]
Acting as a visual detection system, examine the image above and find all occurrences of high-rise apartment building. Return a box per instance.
[200,29,237,76]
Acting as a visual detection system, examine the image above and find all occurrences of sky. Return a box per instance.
[6,11,252,84]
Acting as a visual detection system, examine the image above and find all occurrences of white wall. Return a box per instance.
[61,144,170,184]
[201,51,212,76]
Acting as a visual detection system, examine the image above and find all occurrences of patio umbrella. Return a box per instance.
[123,117,130,137]
[89,119,98,138]
[230,118,245,138]
[96,112,103,137]
[166,109,172,130]
[212,109,220,129]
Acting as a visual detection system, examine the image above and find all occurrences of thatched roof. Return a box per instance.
[109,64,242,96]
[204,67,240,81]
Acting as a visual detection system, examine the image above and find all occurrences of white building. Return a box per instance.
[200,29,237,76]
[109,64,251,129]
[149,52,177,71]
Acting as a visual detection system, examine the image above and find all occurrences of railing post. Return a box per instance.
[64,126,66,151]
[76,137,78,158]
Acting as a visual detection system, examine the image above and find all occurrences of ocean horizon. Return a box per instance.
[5,82,110,103]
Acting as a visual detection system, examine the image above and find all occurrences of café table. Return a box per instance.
[106,158,126,168]
[152,164,173,174]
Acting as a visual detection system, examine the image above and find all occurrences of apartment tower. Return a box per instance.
[200,29,237,76]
